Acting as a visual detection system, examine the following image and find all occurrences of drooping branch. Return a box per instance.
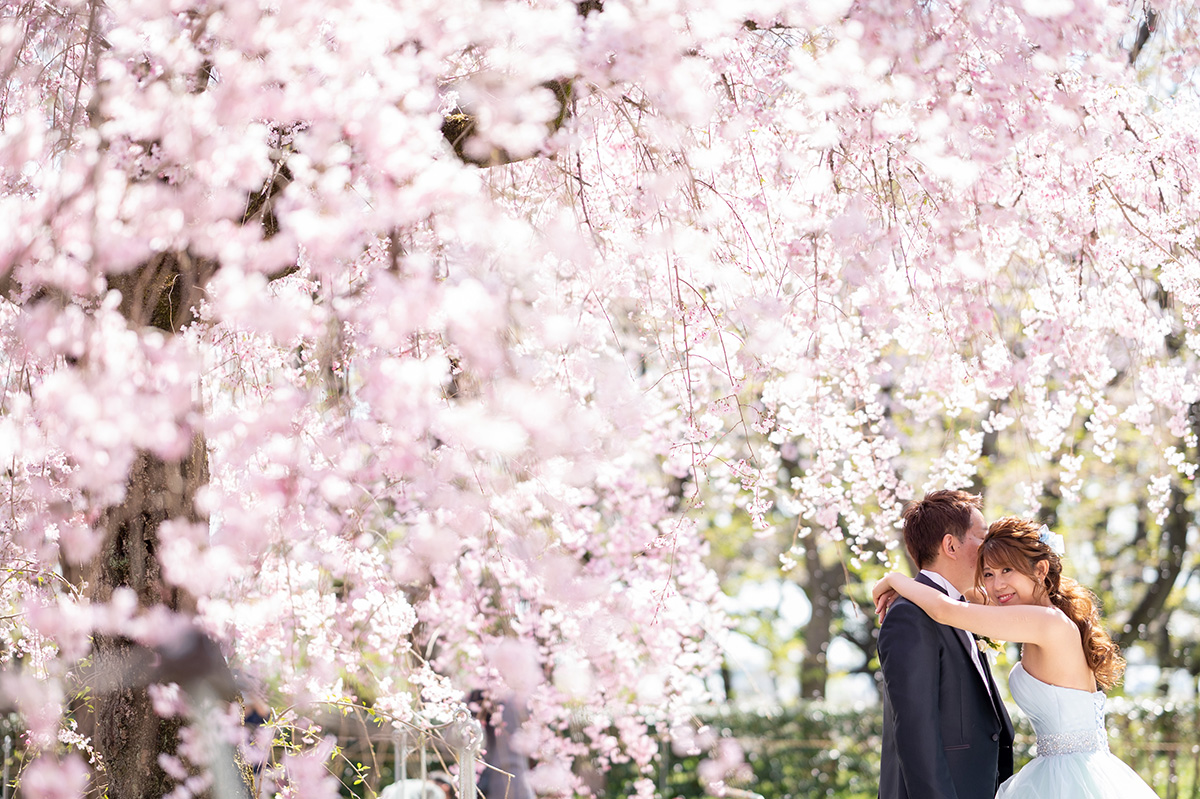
[242,152,292,241]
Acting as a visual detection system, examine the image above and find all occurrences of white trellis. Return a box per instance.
[381,709,484,799]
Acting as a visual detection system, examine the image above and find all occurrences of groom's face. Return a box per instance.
[958,508,987,577]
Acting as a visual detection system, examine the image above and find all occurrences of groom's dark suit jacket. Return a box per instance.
[877,573,1014,799]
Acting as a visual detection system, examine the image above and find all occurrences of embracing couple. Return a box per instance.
[874,489,1158,799]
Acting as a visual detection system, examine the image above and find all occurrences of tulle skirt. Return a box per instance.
[995,751,1160,799]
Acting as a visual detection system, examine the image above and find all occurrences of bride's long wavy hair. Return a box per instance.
[976,516,1126,691]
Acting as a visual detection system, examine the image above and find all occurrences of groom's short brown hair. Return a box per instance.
[901,490,983,568]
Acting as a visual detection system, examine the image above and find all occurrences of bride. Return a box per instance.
[873,516,1159,798]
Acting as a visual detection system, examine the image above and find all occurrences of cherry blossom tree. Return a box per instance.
[695,0,1200,702]
[3,0,1200,797]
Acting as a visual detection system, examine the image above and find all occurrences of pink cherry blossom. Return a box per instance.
[2,0,1199,795]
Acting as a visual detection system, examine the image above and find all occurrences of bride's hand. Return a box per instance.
[871,572,898,604]
[874,588,900,620]
[872,572,901,619]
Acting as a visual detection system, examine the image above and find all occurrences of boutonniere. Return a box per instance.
[974,634,1002,653]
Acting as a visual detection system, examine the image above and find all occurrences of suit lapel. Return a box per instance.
[915,573,1000,708]
[955,626,975,655]
[912,573,1015,742]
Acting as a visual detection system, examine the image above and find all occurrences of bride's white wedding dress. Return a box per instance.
[996,662,1159,798]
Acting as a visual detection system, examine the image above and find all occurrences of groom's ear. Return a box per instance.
[941,532,959,558]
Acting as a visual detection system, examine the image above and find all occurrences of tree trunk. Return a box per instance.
[86,436,208,798]
[799,542,845,700]
[1117,482,1189,651]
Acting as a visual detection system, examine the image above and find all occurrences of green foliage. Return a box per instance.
[607,705,884,799]
[605,698,1200,799]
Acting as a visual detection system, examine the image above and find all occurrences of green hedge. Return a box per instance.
[326,697,1200,799]
[607,697,1200,799]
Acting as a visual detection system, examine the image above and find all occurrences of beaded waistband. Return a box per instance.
[1035,729,1109,757]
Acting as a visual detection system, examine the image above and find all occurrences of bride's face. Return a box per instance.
[982,559,1046,607]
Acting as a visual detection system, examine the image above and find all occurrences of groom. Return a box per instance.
[877,490,1014,799]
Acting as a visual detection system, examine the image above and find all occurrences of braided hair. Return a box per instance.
[976,516,1126,691]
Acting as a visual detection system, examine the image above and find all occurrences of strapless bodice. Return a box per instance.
[1009,662,1109,757]
[995,662,1160,799]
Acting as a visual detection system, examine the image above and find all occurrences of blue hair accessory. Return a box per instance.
[1038,524,1065,556]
